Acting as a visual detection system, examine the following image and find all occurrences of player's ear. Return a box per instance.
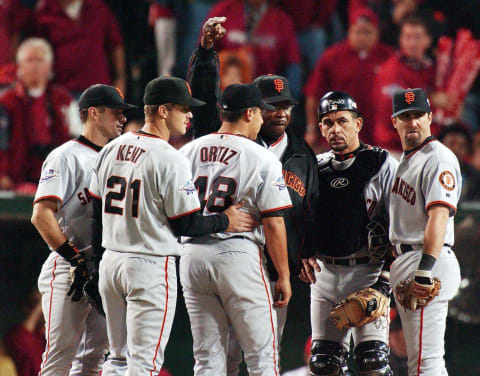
[158,105,169,119]
[391,116,398,129]
[244,107,253,122]
[355,115,363,133]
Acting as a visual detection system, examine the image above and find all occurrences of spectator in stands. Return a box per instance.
[218,51,251,90]
[304,7,393,151]
[0,38,74,191]
[438,124,480,201]
[4,290,45,376]
[34,0,126,97]
[277,0,338,74]
[149,1,176,77]
[0,0,19,66]
[372,15,440,153]
[349,0,447,48]
[206,0,302,98]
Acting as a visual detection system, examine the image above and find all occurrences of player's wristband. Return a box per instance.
[418,253,437,271]
[56,240,79,264]
[414,269,433,285]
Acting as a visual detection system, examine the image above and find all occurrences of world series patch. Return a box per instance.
[439,171,455,191]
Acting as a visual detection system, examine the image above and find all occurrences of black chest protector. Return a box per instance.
[313,147,387,257]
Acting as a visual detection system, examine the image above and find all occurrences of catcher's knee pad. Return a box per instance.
[309,340,348,376]
[354,341,392,376]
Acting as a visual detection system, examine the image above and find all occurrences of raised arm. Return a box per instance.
[187,17,226,138]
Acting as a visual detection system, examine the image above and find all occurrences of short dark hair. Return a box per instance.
[220,108,249,122]
[400,15,432,37]
[79,106,105,123]
[144,104,160,120]
[437,123,472,152]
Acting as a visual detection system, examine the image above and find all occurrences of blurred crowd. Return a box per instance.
[0,0,480,197]
[1,1,480,375]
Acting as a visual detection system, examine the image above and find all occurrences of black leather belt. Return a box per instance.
[320,256,370,266]
[400,244,452,253]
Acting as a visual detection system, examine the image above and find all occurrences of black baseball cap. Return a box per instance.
[221,83,275,111]
[78,84,136,110]
[143,76,206,107]
[253,74,298,105]
[392,88,431,118]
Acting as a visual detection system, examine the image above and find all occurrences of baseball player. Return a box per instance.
[187,18,319,374]
[388,88,461,375]
[300,91,398,375]
[179,83,293,376]
[31,84,134,375]
[88,76,256,375]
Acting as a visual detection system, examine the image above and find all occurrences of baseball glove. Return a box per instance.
[330,288,389,330]
[395,277,441,311]
[83,270,105,317]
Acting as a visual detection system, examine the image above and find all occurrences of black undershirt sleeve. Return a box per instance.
[91,196,105,269]
[261,209,287,218]
[169,211,229,237]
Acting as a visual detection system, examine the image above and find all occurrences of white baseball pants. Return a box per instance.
[180,237,280,376]
[390,246,460,376]
[310,260,389,349]
[226,281,286,376]
[99,250,177,376]
[38,252,108,376]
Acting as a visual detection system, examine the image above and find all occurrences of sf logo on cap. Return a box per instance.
[274,79,284,93]
[405,91,415,104]
[185,81,192,95]
[115,87,124,99]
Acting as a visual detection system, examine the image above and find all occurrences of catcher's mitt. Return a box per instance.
[83,271,105,317]
[395,277,441,311]
[330,287,389,330]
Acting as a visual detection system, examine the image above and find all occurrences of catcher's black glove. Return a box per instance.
[83,270,105,317]
[67,253,88,302]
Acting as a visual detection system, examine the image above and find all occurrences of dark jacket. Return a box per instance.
[188,45,319,279]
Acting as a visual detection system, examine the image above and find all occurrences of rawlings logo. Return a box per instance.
[330,177,349,189]
[405,91,415,104]
[273,79,284,93]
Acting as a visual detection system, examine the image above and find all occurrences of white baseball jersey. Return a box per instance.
[89,131,201,256]
[34,137,102,252]
[180,132,293,245]
[317,149,399,223]
[35,136,108,376]
[389,139,462,247]
[259,132,289,160]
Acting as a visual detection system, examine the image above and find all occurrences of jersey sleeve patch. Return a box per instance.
[178,179,197,196]
[438,171,455,191]
[39,168,60,184]
[271,176,287,192]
